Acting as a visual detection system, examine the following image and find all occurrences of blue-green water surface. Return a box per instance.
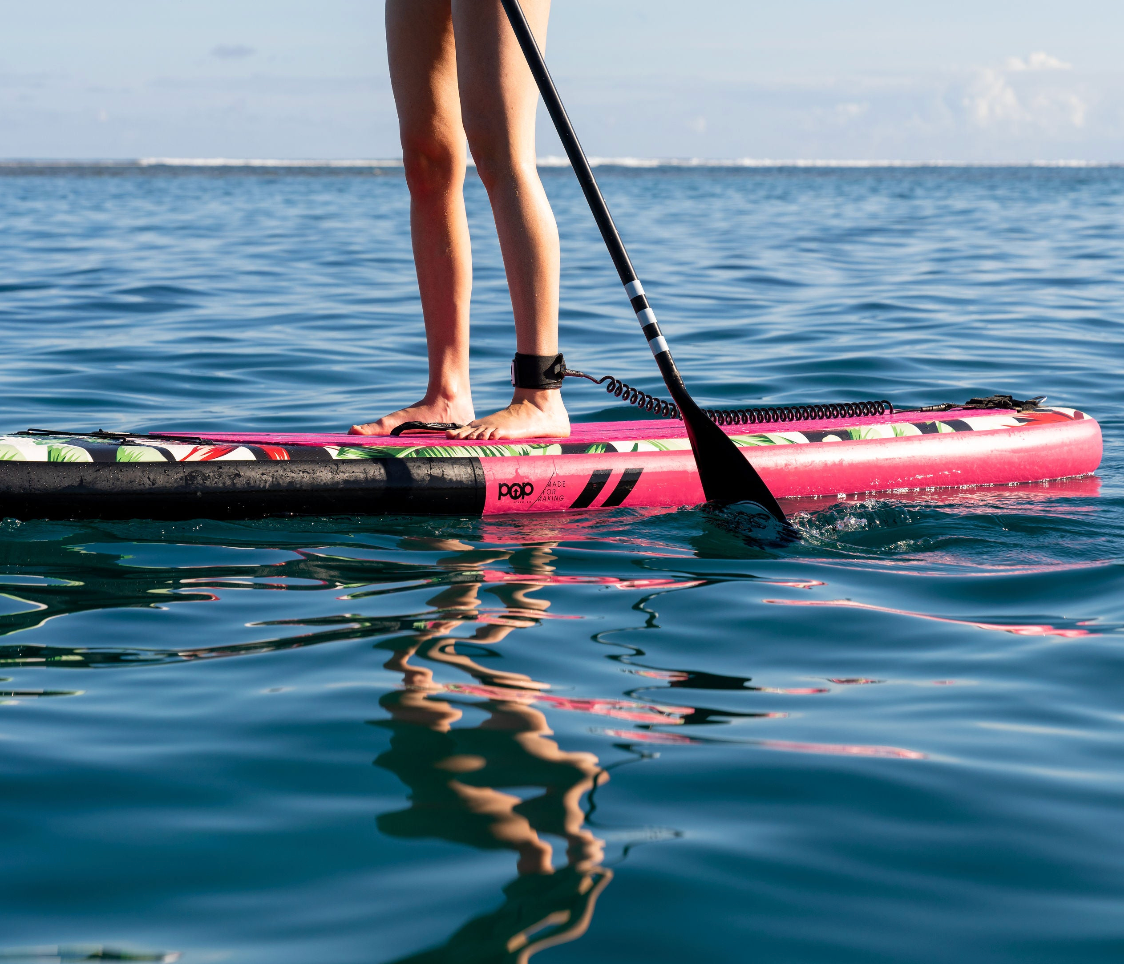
[0,164,1123,963]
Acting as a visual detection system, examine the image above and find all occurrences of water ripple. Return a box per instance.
[0,167,1122,962]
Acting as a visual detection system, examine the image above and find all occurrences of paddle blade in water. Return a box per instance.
[677,394,788,523]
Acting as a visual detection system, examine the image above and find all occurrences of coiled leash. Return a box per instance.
[386,352,1045,436]
[512,352,894,424]
[561,366,893,424]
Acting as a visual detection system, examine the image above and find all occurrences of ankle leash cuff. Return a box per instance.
[510,352,566,390]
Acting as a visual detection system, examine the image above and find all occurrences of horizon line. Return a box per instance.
[1,156,1121,169]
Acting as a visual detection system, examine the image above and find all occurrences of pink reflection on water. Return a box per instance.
[756,740,926,759]
[785,474,1102,518]
[480,570,706,591]
[600,728,701,745]
[439,681,696,725]
[598,729,925,758]
[764,597,1095,638]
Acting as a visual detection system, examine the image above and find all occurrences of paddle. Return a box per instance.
[498,0,787,524]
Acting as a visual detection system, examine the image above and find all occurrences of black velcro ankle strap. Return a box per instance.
[510,353,566,390]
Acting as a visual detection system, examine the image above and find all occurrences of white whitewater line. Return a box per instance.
[542,156,1122,169]
[0,157,1119,169]
[137,157,404,168]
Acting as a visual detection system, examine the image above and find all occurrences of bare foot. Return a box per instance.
[349,397,474,436]
[446,389,569,440]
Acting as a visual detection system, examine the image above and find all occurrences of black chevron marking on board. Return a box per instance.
[601,467,644,507]
[569,468,613,509]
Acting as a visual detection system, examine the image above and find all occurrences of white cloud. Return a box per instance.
[1005,52,1072,72]
[965,69,1023,126]
[964,54,1086,132]
[1030,92,1087,128]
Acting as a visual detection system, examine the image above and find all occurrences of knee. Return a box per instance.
[473,150,537,196]
[400,133,465,200]
[464,128,533,194]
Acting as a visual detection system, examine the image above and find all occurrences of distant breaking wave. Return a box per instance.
[138,157,405,168]
[0,157,1118,169]
[539,156,1120,169]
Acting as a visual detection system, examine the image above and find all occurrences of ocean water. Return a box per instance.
[0,163,1123,963]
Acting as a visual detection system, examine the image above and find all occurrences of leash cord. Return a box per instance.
[562,369,893,424]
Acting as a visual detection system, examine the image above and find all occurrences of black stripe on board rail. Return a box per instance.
[569,468,612,509]
[601,467,644,507]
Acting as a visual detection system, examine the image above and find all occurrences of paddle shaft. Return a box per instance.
[498,0,787,522]
[498,0,670,372]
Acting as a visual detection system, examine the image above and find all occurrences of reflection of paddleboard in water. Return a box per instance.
[0,402,1100,519]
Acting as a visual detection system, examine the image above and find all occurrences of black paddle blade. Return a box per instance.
[676,394,788,524]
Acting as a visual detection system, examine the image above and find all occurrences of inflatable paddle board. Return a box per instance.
[0,403,1100,520]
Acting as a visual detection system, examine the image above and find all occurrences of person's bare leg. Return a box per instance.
[351,0,476,435]
[445,0,568,441]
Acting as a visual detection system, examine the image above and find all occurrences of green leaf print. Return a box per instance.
[47,444,93,463]
[335,442,563,460]
[847,427,889,441]
[0,444,26,461]
[730,434,785,447]
[408,444,490,458]
[335,445,418,460]
[584,443,609,454]
[410,443,561,458]
[116,445,168,463]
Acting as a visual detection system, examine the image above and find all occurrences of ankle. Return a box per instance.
[423,388,470,409]
[511,388,566,411]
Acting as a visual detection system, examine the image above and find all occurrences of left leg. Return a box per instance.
[351,0,474,436]
[446,0,569,440]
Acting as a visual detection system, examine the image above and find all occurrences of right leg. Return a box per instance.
[351,0,475,435]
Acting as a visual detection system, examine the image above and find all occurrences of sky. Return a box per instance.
[2,0,1123,161]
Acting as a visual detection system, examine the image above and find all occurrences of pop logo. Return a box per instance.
[497,481,535,501]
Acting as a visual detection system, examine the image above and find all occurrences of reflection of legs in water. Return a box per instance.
[374,628,610,961]
[401,569,555,690]
[375,685,551,872]
[375,682,607,870]
[373,538,610,958]
[484,579,551,618]
[475,700,605,872]
[386,864,613,964]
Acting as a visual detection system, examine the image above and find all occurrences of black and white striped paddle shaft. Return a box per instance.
[498,0,786,522]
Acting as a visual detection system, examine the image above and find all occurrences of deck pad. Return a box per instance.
[0,408,1083,464]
